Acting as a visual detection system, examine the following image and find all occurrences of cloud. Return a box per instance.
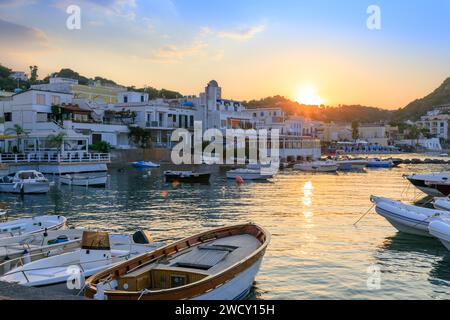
[149,41,208,64]
[0,18,49,51]
[217,25,266,41]
[0,0,35,7]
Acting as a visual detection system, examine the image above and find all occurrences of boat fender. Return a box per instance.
[235,176,244,185]
[43,228,48,237]
[23,250,31,264]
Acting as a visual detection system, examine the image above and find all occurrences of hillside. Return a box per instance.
[392,77,450,121]
[0,64,183,99]
[244,96,393,123]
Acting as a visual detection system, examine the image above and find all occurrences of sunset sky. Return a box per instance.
[0,0,449,109]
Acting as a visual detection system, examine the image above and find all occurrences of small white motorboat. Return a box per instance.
[366,158,394,168]
[131,161,160,168]
[433,198,450,211]
[84,223,270,300]
[334,156,368,171]
[293,161,337,173]
[405,172,450,197]
[0,170,50,194]
[0,230,164,288]
[0,215,66,239]
[429,218,450,251]
[370,196,450,237]
[226,168,273,180]
[60,173,108,187]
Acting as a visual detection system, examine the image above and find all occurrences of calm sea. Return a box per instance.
[1,153,450,299]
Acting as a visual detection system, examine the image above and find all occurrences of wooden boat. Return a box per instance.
[0,215,66,239]
[85,223,270,300]
[164,171,211,183]
[405,172,450,197]
[0,170,50,194]
[132,161,160,168]
[226,169,273,180]
[370,195,449,237]
[293,161,337,173]
[0,231,163,288]
[60,173,108,187]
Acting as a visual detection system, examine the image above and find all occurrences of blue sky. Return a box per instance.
[0,0,449,109]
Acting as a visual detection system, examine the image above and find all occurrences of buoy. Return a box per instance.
[235,176,244,185]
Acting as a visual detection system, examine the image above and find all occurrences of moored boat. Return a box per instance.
[0,230,163,289]
[0,215,66,239]
[366,158,394,168]
[433,198,450,211]
[164,171,211,183]
[132,161,160,168]
[84,223,270,300]
[226,168,273,180]
[293,161,337,173]
[334,156,368,171]
[60,173,108,187]
[405,172,450,197]
[370,195,448,237]
[429,218,450,251]
[0,170,50,194]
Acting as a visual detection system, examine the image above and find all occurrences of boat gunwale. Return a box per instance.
[84,223,270,300]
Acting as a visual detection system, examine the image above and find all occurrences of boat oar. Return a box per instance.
[353,203,375,226]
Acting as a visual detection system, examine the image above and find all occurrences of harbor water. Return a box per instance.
[1,154,450,299]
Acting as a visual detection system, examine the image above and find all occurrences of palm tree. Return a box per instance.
[5,124,26,153]
[47,133,66,152]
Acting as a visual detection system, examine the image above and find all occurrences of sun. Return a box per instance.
[296,87,324,106]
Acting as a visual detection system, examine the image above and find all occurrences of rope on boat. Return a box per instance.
[353,203,375,226]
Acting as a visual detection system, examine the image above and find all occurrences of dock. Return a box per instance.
[0,281,86,300]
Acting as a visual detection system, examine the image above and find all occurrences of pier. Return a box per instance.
[0,281,85,300]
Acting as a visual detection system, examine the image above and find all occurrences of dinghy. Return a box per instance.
[405,172,450,197]
[334,157,368,171]
[132,161,160,168]
[370,196,449,237]
[433,198,450,211]
[226,168,273,180]
[60,173,108,187]
[0,230,163,289]
[0,215,66,239]
[85,223,270,300]
[367,158,394,168]
[0,170,50,194]
[164,171,211,183]
[293,161,337,173]
[429,218,450,251]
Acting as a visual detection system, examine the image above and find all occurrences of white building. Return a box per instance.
[9,71,28,82]
[416,108,450,140]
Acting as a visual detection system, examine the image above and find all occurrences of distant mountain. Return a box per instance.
[244,96,393,123]
[392,77,450,121]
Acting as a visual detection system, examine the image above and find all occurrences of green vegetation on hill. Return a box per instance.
[244,96,393,123]
[0,64,30,92]
[392,77,450,121]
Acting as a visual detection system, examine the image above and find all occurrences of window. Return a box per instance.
[36,112,48,122]
[36,94,46,105]
[123,96,128,103]
[140,95,144,102]
[4,113,12,122]
[51,95,60,105]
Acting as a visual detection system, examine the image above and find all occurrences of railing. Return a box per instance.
[0,152,111,164]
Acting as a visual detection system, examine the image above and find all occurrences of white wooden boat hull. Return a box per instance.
[192,257,262,300]
[294,164,337,172]
[0,182,50,194]
[60,175,107,187]
[0,216,67,239]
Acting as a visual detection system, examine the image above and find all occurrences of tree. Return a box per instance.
[351,121,359,140]
[29,65,38,82]
[128,126,152,148]
[5,125,26,152]
[47,133,66,152]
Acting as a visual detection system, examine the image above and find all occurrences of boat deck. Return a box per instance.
[125,234,261,278]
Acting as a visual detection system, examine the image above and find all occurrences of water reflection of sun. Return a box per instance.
[303,181,314,207]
